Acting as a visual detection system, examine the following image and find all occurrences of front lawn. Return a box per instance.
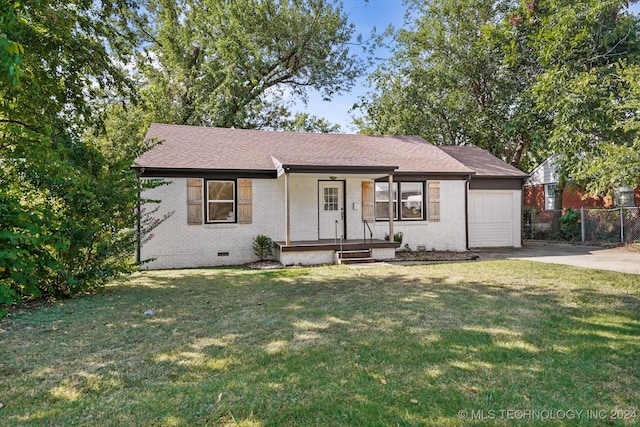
[1,261,639,426]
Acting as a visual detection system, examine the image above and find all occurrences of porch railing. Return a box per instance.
[363,220,373,245]
[335,220,343,253]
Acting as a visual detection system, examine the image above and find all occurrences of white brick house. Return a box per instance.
[134,124,527,268]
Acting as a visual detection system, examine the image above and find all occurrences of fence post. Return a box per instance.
[581,207,585,243]
[620,208,625,243]
[531,209,535,239]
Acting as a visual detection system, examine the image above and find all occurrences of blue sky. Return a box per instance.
[296,1,640,133]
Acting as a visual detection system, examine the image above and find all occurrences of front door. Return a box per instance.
[318,181,344,239]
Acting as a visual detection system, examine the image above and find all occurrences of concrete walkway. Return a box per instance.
[474,241,640,275]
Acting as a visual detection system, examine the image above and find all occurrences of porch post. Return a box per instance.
[388,173,394,240]
[285,170,291,245]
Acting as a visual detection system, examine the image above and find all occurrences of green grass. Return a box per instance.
[1,260,639,426]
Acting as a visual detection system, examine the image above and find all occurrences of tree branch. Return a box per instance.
[0,118,41,134]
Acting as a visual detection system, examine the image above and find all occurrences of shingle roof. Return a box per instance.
[439,145,528,178]
[135,124,475,174]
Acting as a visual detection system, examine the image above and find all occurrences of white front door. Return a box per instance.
[318,181,344,239]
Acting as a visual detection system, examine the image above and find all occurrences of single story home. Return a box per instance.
[525,154,640,210]
[134,124,527,268]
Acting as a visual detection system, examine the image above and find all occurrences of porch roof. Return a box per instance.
[135,124,474,175]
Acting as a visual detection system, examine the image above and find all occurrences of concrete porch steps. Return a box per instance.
[337,250,375,265]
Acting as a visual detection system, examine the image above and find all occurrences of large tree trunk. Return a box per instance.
[551,175,567,235]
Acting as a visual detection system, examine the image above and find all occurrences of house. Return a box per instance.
[133,124,527,268]
[525,155,640,210]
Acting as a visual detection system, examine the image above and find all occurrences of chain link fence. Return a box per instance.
[524,207,640,244]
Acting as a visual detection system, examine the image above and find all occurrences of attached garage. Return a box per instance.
[440,146,528,248]
[468,190,521,247]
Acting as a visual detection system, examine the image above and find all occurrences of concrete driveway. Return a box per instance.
[474,241,640,275]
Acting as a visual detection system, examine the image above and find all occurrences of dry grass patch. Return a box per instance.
[1,261,639,426]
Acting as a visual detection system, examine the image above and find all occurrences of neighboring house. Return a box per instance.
[134,124,527,269]
[525,155,640,210]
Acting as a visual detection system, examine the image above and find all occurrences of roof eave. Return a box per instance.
[472,174,529,180]
[281,164,399,174]
[132,166,278,179]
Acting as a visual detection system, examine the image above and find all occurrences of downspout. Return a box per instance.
[285,170,291,245]
[521,178,525,247]
[135,169,142,264]
[388,173,394,240]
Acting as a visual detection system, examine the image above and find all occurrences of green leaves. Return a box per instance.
[358,0,548,170]
[0,1,160,315]
[136,0,364,130]
[358,0,640,188]
[520,0,640,194]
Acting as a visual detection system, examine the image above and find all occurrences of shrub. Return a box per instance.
[384,232,404,244]
[253,235,274,261]
[559,208,581,241]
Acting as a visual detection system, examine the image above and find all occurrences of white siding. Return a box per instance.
[527,155,559,186]
[468,190,522,248]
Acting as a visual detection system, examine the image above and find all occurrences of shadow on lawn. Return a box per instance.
[1,263,639,426]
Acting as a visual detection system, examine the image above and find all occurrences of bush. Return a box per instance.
[384,232,404,244]
[0,134,168,316]
[559,208,581,241]
[253,235,274,261]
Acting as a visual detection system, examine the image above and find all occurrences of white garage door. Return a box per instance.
[468,190,520,247]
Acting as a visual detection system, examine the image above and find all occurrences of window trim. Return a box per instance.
[400,181,425,221]
[206,179,236,223]
[374,181,398,221]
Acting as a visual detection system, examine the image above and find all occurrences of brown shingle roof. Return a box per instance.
[439,145,528,178]
[135,124,474,174]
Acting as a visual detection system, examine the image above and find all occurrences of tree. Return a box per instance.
[135,0,364,130]
[509,0,640,197]
[0,0,162,314]
[281,113,341,133]
[356,0,550,171]
[357,0,640,188]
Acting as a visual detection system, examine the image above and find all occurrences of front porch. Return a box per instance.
[274,239,401,266]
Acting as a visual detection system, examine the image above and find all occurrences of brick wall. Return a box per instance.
[525,183,619,209]
[140,177,285,269]
[140,175,469,269]
[524,184,545,210]
[372,179,468,252]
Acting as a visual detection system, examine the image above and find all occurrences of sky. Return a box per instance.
[295,0,640,134]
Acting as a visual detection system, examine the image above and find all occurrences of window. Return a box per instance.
[427,181,440,221]
[374,180,440,222]
[375,182,398,220]
[401,182,423,220]
[324,187,339,211]
[545,184,557,210]
[614,186,635,207]
[207,180,235,222]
